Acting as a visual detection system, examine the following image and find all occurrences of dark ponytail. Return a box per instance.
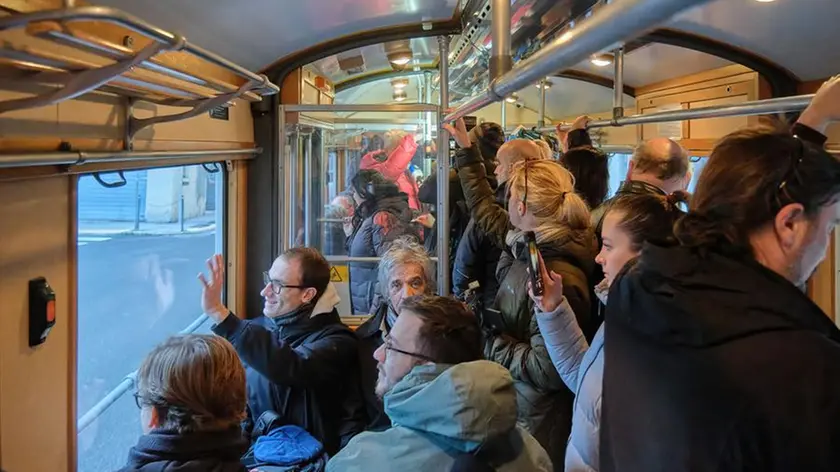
[674,124,840,258]
[608,192,687,251]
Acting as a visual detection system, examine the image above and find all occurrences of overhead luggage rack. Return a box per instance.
[0,5,279,135]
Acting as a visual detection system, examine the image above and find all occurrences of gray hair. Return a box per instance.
[377,237,436,297]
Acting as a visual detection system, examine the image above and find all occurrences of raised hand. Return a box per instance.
[442,118,472,149]
[528,250,565,313]
[798,75,840,134]
[198,253,229,323]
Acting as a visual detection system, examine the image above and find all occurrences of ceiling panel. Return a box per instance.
[311,37,440,84]
[667,0,840,81]
[94,0,459,72]
[572,43,733,88]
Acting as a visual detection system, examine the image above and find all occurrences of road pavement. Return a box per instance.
[76,231,217,472]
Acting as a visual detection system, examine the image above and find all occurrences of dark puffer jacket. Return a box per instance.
[211,297,366,457]
[452,183,507,308]
[116,428,248,472]
[347,193,417,314]
[455,144,597,471]
[601,244,840,472]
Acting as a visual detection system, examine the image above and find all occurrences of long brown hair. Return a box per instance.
[136,334,246,434]
[608,192,689,251]
[675,125,840,258]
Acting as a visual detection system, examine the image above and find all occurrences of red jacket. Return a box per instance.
[360,135,420,210]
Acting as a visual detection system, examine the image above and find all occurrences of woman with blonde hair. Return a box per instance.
[445,118,597,471]
[118,334,248,471]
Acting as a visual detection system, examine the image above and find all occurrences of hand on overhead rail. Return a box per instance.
[442,118,472,149]
[570,115,591,131]
[198,253,230,323]
[797,75,840,134]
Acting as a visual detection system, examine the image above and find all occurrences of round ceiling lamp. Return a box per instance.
[591,53,613,67]
[393,90,408,102]
[391,78,409,89]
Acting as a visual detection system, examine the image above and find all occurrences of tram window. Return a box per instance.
[606,153,708,198]
[687,156,709,194]
[75,164,225,472]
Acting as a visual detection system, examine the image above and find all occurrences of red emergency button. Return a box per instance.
[47,299,55,323]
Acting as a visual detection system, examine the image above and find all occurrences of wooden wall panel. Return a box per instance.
[0,175,74,472]
[688,95,750,140]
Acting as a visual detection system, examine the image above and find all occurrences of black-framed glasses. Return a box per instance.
[132,392,144,409]
[263,271,307,294]
[776,137,806,209]
[383,337,437,363]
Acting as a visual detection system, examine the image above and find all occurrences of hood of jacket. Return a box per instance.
[506,225,597,276]
[609,244,840,347]
[373,193,413,222]
[119,428,247,472]
[384,360,517,453]
[311,282,341,318]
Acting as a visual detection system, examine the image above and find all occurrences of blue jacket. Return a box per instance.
[327,361,553,472]
[116,427,247,472]
[212,285,365,456]
[536,299,604,472]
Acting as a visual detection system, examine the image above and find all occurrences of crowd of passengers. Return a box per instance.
[117,75,840,472]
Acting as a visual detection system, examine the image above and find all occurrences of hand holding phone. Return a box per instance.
[524,231,545,296]
[525,233,566,312]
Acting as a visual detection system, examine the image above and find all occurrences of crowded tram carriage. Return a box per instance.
[1,0,839,471]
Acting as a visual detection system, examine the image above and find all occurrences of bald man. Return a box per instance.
[590,137,691,240]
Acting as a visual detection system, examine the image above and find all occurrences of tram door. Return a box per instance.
[282,107,439,318]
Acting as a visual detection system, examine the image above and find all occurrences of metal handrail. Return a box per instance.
[0,6,278,95]
[0,147,261,169]
[444,0,713,122]
[77,314,210,432]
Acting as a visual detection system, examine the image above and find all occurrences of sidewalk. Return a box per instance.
[78,212,217,237]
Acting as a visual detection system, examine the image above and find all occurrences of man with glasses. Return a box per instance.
[198,248,365,461]
[327,295,552,472]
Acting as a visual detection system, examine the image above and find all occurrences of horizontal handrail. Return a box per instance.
[325,256,440,263]
[543,94,816,132]
[77,314,209,432]
[445,0,713,122]
[0,6,278,95]
[0,147,261,169]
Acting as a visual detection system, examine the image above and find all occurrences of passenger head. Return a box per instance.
[469,122,505,173]
[350,169,394,205]
[135,334,246,435]
[507,159,590,233]
[559,146,610,208]
[534,139,554,160]
[261,247,331,317]
[378,238,435,313]
[373,295,482,399]
[596,192,688,285]
[676,126,840,286]
[494,139,543,184]
[627,138,691,193]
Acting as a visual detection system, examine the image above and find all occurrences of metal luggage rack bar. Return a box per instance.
[0,6,279,128]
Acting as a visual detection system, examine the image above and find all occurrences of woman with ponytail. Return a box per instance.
[445,118,597,470]
[601,75,840,472]
[528,191,687,472]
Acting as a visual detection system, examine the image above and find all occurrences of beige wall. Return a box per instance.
[0,176,75,471]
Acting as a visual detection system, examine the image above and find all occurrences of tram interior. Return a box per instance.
[0,0,838,470]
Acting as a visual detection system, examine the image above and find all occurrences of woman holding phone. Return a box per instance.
[444,118,596,470]
[528,192,687,472]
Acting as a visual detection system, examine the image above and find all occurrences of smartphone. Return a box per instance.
[524,231,544,296]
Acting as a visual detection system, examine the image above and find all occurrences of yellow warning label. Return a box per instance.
[330,265,349,283]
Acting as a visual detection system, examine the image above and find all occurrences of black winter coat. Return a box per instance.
[452,183,507,308]
[455,144,597,470]
[601,244,840,472]
[116,428,248,472]
[212,306,365,456]
[347,194,417,314]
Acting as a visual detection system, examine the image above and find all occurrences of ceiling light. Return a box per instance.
[388,51,413,66]
[754,0,774,2]
[393,90,408,102]
[535,80,552,90]
[505,92,519,103]
[391,78,409,89]
[591,54,613,67]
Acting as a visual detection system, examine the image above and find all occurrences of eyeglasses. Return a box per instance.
[383,337,437,363]
[776,137,806,209]
[263,271,307,294]
[132,392,144,409]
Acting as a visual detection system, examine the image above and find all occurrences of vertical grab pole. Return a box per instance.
[436,35,450,295]
[613,47,625,120]
[278,105,287,255]
[287,126,299,249]
[303,133,313,247]
[538,79,547,128]
[501,100,507,130]
[490,0,512,81]
[425,71,434,176]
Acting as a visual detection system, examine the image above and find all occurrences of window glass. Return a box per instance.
[687,156,709,194]
[606,153,632,198]
[76,164,225,472]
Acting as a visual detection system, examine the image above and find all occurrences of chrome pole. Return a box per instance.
[538,79,547,128]
[501,100,507,130]
[490,0,512,80]
[0,148,260,169]
[304,133,313,247]
[444,0,713,122]
[613,47,625,120]
[278,105,287,255]
[436,35,450,295]
[540,94,815,133]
